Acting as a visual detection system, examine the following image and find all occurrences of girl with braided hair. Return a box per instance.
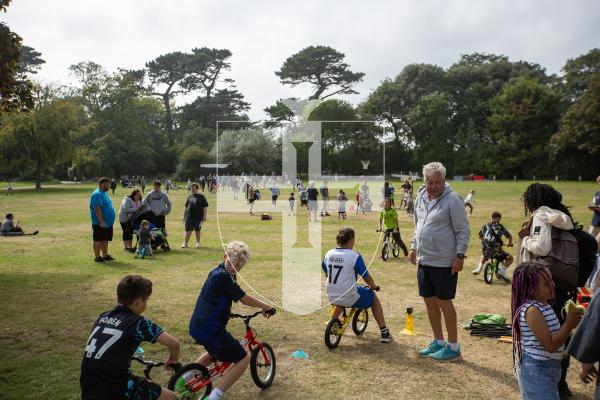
[512,262,582,400]
[518,183,578,398]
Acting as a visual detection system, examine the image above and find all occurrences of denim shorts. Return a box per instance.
[516,353,561,400]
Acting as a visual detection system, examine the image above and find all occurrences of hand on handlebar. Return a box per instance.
[370,285,380,292]
[262,307,277,319]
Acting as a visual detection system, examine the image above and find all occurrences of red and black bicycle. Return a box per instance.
[167,309,277,399]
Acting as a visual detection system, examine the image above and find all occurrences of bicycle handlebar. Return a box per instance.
[230,308,276,320]
[132,355,164,368]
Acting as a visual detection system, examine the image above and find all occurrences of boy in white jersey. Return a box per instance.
[322,228,393,343]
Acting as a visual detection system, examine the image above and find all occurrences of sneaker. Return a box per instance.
[181,241,188,248]
[380,332,394,343]
[94,256,104,263]
[419,340,445,357]
[195,242,200,248]
[103,255,115,261]
[429,345,461,362]
[497,267,511,282]
[32,230,39,235]
[472,265,483,275]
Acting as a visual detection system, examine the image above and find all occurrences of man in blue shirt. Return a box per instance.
[90,177,116,263]
[189,241,273,400]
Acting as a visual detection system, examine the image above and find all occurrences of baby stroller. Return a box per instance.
[299,189,308,207]
[130,206,171,252]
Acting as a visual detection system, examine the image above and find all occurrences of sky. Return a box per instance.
[3,0,600,120]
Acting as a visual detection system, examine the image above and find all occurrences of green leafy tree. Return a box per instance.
[562,48,600,100]
[487,77,562,178]
[359,64,445,143]
[551,73,600,178]
[176,145,211,178]
[264,98,297,124]
[0,100,83,188]
[276,46,364,99]
[179,88,250,134]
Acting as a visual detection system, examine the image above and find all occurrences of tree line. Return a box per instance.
[1,0,599,187]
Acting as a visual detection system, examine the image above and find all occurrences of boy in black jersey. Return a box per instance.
[80,275,180,400]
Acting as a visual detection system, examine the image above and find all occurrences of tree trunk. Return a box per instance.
[202,89,212,129]
[163,94,174,146]
[35,160,42,190]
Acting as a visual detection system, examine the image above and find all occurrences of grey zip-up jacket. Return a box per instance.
[411,184,470,267]
[142,190,172,216]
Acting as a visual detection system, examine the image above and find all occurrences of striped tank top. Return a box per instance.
[519,300,563,360]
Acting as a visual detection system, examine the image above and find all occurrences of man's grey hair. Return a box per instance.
[225,241,251,269]
[423,162,446,180]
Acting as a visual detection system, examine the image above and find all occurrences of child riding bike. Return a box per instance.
[188,241,274,400]
[472,211,514,280]
[80,275,181,400]
[378,198,409,257]
[322,227,394,343]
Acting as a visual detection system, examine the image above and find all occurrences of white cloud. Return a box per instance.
[3,0,599,119]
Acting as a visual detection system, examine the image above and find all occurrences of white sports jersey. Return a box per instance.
[322,248,369,307]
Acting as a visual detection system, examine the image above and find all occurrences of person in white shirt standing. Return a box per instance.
[464,189,475,216]
[322,228,393,343]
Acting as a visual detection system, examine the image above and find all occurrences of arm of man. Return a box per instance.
[94,207,105,228]
[163,193,172,215]
[521,214,552,257]
[155,332,180,367]
[449,194,470,272]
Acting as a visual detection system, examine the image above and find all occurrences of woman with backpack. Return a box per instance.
[517,183,577,399]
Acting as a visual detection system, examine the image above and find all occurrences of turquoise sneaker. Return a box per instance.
[429,345,461,362]
[418,340,445,357]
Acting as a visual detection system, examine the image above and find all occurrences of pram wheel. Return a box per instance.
[161,244,170,252]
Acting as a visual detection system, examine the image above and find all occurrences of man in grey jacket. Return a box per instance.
[408,162,470,362]
[142,180,172,229]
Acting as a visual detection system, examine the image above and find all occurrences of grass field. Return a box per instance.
[0,180,597,400]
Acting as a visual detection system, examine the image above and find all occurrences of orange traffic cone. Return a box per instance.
[401,307,417,336]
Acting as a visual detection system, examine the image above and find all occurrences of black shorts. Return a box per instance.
[185,218,202,232]
[124,374,162,400]
[417,264,458,300]
[482,243,509,262]
[120,222,133,241]
[199,331,247,363]
[92,225,113,242]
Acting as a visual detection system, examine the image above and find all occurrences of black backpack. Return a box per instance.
[571,227,599,287]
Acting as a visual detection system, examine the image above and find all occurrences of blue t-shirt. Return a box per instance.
[189,264,246,342]
[592,191,600,227]
[89,188,116,227]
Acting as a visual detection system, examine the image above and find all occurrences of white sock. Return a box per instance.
[448,342,459,351]
[436,339,446,346]
[208,388,224,400]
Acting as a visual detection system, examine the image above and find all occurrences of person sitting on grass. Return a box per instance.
[512,262,583,400]
[80,275,181,400]
[378,198,409,257]
[0,213,38,236]
[135,220,152,259]
[472,211,513,281]
[322,227,394,343]
[188,241,275,400]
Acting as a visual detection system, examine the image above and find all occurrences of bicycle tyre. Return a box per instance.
[352,309,369,335]
[167,363,211,399]
[392,242,400,258]
[324,318,343,349]
[250,342,276,388]
[382,243,389,261]
[483,262,494,284]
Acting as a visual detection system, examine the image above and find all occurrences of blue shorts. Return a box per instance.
[417,264,458,300]
[196,331,247,363]
[351,286,375,309]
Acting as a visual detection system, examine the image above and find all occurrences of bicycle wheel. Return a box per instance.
[381,242,389,261]
[250,342,276,388]
[352,308,369,335]
[392,242,400,258]
[483,262,494,284]
[324,318,343,349]
[167,363,211,399]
